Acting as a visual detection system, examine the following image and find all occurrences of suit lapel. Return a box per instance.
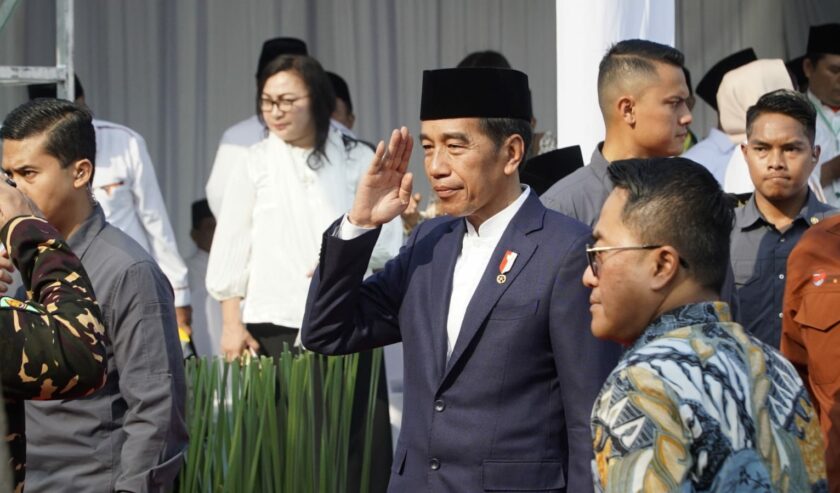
[441,194,545,384]
[428,219,465,381]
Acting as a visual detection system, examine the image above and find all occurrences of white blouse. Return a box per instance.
[206,128,402,328]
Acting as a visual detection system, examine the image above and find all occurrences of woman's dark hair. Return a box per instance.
[256,55,336,169]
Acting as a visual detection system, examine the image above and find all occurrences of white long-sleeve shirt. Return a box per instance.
[92,119,191,306]
[206,128,403,328]
[206,115,361,216]
[206,115,266,216]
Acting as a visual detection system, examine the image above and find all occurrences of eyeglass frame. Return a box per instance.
[585,243,689,278]
[259,94,309,113]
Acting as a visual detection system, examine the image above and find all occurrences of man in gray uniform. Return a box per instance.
[541,39,693,226]
[1,99,187,492]
[730,89,835,349]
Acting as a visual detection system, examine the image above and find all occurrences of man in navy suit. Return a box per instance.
[302,68,620,492]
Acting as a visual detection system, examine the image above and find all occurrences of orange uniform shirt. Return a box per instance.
[782,213,840,492]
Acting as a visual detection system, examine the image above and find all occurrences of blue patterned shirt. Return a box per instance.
[591,302,827,492]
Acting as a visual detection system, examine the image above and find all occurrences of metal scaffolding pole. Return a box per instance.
[0,0,74,100]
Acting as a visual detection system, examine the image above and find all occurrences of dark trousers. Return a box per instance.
[246,323,392,492]
[247,323,298,357]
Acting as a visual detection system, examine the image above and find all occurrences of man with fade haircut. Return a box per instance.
[729,89,834,349]
[1,99,187,492]
[586,157,826,492]
[302,67,620,492]
[28,77,195,341]
[0,178,107,491]
[541,39,692,227]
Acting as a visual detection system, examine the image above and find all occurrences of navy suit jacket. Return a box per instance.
[302,193,621,492]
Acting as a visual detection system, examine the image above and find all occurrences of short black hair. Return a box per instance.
[479,118,532,167]
[607,157,734,293]
[457,51,512,69]
[1,98,96,173]
[746,89,817,144]
[597,39,685,113]
[327,71,353,113]
[191,199,214,230]
[27,74,85,101]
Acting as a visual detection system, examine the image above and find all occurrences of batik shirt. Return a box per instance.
[591,302,827,492]
[0,216,107,491]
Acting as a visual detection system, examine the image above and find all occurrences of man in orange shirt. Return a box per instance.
[782,212,840,492]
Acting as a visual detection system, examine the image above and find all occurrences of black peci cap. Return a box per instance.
[420,68,532,121]
[520,145,584,196]
[256,37,308,78]
[695,48,757,111]
[807,23,840,56]
[327,71,352,113]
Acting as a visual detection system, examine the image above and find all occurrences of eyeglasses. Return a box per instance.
[259,95,308,113]
[585,243,689,278]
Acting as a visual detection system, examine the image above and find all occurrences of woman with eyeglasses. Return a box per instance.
[206,54,402,360]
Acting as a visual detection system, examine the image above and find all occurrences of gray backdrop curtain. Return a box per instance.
[0,0,557,255]
[677,0,840,139]
[1,0,839,254]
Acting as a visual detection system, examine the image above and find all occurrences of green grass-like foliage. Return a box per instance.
[179,348,382,492]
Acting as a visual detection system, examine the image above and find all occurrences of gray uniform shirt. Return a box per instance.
[730,192,835,348]
[25,207,187,492]
[540,144,611,227]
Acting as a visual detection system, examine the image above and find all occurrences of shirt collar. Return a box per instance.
[736,190,827,230]
[589,142,610,180]
[628,302,731,353]
[465,186,531,238]
[67,205,108,259]
[808,90,834,113]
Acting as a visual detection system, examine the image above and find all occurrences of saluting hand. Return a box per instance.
[348,127,414,228]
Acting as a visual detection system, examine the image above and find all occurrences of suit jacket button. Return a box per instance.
[429,458,441,471]
[434,399,445,412]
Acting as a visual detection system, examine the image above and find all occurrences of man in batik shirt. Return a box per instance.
[583,157,826,492]
[0,180,107,491]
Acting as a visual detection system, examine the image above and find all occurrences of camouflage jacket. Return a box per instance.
[0,216,107,491]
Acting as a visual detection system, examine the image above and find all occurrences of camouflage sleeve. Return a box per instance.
[0,216,107,401]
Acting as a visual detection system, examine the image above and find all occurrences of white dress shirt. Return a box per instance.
[207,128,403,328]
[809,91,840,206]
[187,248,222,356]
[206,115,266,216]
[91,119,191,306]
[206,115,364,216]
[682,127,736,185]
[338,186,531,358]
[445,188,530,357]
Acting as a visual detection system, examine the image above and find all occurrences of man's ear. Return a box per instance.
[650,246,682,291]
[802,58,814,80]
[502,134,526,176]
[72,159,94,189]
[618,95,636,126]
